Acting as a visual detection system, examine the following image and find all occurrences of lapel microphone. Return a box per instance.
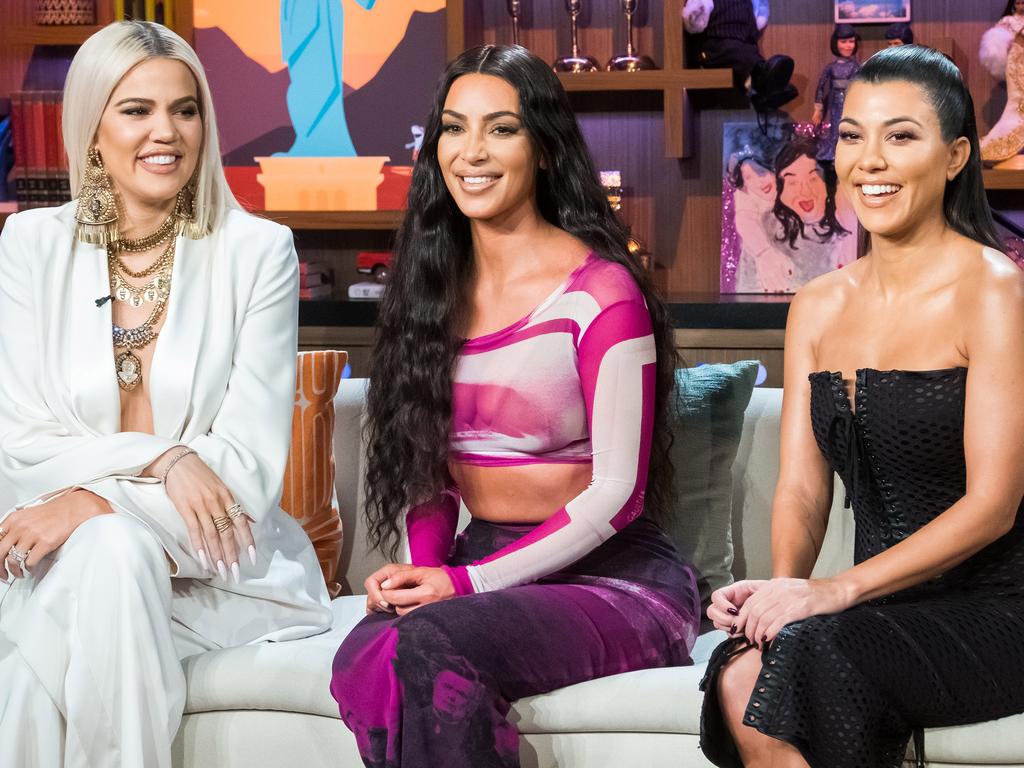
[95,294,115,307]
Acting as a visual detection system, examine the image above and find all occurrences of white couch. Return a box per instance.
[161,381,1024,767]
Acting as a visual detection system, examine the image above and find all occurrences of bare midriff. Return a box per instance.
[448,460,592,523]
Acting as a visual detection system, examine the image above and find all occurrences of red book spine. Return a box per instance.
[10,92,27,209]
[28,92,47,208]
[42,92,59,206]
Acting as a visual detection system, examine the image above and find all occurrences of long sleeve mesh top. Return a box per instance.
[405,252,658,595]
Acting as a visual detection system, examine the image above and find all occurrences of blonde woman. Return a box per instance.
[0,21,331,766]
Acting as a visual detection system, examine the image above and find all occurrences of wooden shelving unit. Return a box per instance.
[982,168,1024,191]
[447,0,733,158]
[0,0,192,48]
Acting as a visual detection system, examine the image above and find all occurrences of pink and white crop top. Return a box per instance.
[405,252,657,595]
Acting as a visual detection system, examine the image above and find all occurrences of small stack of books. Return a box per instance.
[10,91,69,210]
[299,261,334,301]
[116,0,175,25]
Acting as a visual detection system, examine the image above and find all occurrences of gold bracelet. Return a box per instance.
[160,448,197,484]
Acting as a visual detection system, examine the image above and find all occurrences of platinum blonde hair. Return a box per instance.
[63,21,240,237]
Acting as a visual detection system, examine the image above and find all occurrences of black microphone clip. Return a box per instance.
[95,294,115,308]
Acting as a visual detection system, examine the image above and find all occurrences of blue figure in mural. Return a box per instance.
[279,0,376,157]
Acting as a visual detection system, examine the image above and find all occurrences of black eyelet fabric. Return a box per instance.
[701,368,1024,768]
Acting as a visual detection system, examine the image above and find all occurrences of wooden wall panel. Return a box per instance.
[460,0,1023,295]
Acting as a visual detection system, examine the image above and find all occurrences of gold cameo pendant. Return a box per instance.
[115,350,143,391]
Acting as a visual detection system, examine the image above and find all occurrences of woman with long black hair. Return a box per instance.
[329,44,700,767]
[700,45,1024,768]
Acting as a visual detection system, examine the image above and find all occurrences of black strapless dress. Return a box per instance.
[700,368,1024,768]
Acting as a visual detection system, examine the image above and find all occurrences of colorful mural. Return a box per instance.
[193,0,446,210]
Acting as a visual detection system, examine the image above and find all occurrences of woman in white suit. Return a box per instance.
[0,21,331,766]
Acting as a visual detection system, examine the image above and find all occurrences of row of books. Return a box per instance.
[116,0,177,26]
[299,261,335,301]
[10,91,69,210]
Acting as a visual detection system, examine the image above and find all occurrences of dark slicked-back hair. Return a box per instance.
[363,45,679,558]
[852,45,1001,252]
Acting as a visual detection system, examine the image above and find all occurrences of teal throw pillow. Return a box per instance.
[666,360,759,606]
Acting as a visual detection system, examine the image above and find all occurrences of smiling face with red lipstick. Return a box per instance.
[94,57,202,218]
[778,154,827,224]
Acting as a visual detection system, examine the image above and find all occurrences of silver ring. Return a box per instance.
[8,545,29,564]
[227,503,245,520]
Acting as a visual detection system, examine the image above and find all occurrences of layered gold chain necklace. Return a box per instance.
[108,213,176,391]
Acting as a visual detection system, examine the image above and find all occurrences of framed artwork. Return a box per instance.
[720,122,858,294]
[835,1,910,23]
[192,0,447,211]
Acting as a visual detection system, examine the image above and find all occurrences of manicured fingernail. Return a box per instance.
[198,549,209,572]
[231,562,240,584]
[248,545,257,566]
[217,560,228,580]
[730,624,738,634]
[727,607,739,616]
[380,600,390,609]
[381,579,392,589]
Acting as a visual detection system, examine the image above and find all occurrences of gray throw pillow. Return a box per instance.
[666,361,759,606]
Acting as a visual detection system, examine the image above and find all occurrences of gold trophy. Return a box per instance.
[553,0,599,73]
[607,0,656,71]
[507,0,522,47]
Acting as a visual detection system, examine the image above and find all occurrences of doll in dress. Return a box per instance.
[812,24,860,164]
[979,1,1024,164]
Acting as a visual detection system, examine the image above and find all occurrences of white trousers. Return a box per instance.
[0,514,216,768]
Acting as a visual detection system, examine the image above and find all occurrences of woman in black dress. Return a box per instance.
[700,45,1024,768]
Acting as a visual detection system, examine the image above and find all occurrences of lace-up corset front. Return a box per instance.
[809,367,1024,595]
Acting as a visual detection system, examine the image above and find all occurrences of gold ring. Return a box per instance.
[227,503,245,519]
[213,515,232,534]
[0,526,7,541]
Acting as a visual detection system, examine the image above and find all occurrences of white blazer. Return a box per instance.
[0,202,331,647]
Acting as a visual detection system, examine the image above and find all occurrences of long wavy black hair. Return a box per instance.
[772,138,851,249]
[364,45,678,559]
[852,45,1001,252]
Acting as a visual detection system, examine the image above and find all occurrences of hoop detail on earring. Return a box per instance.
[74,147,119,246]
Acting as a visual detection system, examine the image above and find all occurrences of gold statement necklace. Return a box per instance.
[108,215,176,391]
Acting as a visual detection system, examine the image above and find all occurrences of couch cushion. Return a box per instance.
[281,350,348,597]
[183,595,364,718]
[668,362,759,603]
[182,598,722,730]
[184,602,1024,763]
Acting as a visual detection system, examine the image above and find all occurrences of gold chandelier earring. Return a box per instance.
[173,175,204,239]
[74,147,119,246]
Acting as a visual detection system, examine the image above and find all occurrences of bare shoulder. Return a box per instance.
[959,242,1024,312]
[956,242,1024,350]
[788,261,858,330]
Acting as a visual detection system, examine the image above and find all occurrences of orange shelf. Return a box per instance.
[4,24,103,46]
[257,210,404,230]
